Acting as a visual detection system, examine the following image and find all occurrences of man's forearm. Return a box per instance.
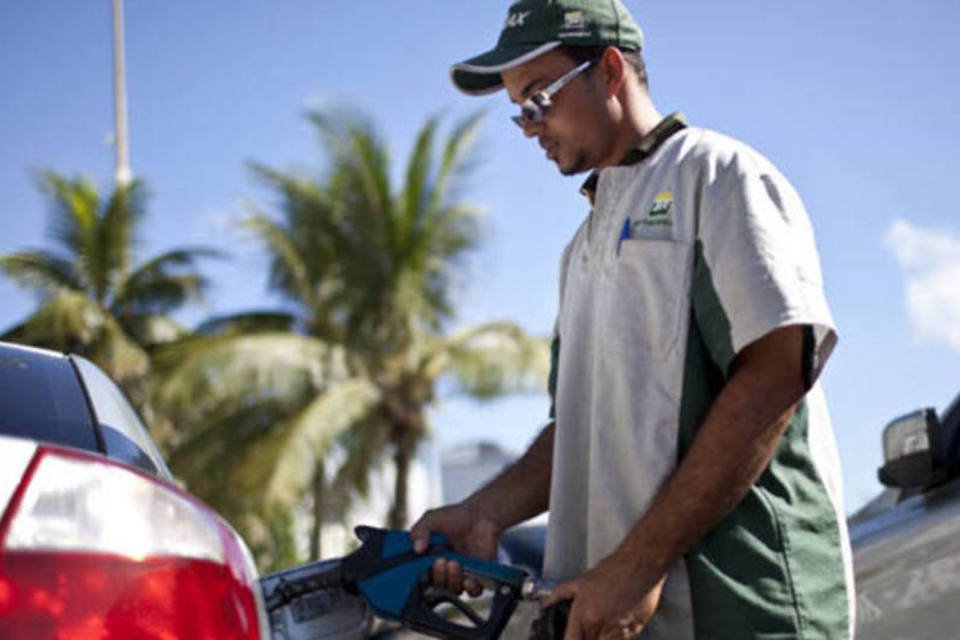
[464,422,555,531]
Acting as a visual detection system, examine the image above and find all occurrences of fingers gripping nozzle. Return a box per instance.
[347,527,529,640]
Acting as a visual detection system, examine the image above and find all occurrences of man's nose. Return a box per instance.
[522,120,541,139]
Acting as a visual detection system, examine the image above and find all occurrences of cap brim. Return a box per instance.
[450,41,561,96]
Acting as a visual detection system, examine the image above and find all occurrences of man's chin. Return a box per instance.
[558,157,591,176]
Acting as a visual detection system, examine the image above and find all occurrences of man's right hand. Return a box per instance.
[410,501,502,597]
[410,422,555,595]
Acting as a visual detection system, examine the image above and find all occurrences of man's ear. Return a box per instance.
[600,46,626,97]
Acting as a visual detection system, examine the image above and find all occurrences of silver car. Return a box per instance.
[849,391,960,638]
[0,341,270,639]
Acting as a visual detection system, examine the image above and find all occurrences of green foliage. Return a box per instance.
[0,173,218,376]
[437,322,552,399]
[0,173,219,449]
[157,111,550,568]
[250,503,301,574]
[0,125,550,573]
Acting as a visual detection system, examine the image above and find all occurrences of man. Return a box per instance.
[411,1,854,638]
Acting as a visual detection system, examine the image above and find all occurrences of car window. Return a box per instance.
[0,344,98,452]
[72,356,173,480]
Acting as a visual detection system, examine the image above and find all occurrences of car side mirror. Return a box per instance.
[878,408,944,489]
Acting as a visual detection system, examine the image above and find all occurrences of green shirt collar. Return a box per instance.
[579,112,688,202]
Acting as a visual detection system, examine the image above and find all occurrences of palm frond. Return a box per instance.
[426,203,484,257]
[88,312,152,383]
[245,167,353,323]
[432,321,551,399]
[153,332,344,420]
[118,247,223,302]
[344,132,394,251]
[400,116,439,249]
[16,289,108,351]
[422,202,484,289]
[0,250,82,294]
[310,111,393,249]
[119,274,209,319]
[36,171,99,260]
[0,321,27,342]
[12,289,149,382]
[241,209,316,307]
[233,378,381,506]
[169,397,294,477]
[113,246,221,317]
[431,111,484,212]
[122,314,190,347]
[195,311,298,336]
[167,397,293,526]
[331,414,391,502]
[93,181,147,299]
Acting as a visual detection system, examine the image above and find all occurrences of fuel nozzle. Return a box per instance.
[520,578,554,603]
[521,580,570,640]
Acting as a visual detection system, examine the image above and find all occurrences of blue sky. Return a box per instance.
[2,1,959,513]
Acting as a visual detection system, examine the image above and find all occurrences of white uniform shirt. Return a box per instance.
[543,119,854,639]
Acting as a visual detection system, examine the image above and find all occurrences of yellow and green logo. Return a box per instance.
[636,192,673,228]
[649,192,673,217]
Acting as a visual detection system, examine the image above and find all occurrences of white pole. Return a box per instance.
[112,0,132,187]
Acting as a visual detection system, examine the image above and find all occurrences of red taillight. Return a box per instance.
[0,552,259,639]
[0,446,268,639]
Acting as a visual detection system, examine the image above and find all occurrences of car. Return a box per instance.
[0,340,271,639]
[848,389,960,639]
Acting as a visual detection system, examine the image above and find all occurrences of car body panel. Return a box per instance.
[0,340,268,638]
[850,390,960,638]
[852,477,960,638]
[0,342,98,453]
[0,341,171,480]
[72,355,172,479]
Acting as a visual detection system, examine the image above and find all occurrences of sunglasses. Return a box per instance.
[511,58,597,129]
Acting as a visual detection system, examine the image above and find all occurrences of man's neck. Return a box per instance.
[599,88,662,169]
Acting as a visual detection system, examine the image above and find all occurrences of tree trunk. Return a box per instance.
[387,429,415,529]
[310,458,325,561]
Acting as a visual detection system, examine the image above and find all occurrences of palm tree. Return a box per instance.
[153,330,370,569]
[0,171,218,445]
[248,110,551,529]
[158,111,548,567]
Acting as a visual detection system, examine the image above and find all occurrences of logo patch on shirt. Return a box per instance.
[649,192,672,216]
[636,192,674,229]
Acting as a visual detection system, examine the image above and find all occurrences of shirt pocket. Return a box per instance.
[600,238,690,361]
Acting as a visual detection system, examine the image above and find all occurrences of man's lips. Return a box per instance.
[540,139,557,160]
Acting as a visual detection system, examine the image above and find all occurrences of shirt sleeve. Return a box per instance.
[694,139,837,383]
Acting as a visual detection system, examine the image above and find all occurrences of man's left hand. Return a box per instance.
[547,555,667,640]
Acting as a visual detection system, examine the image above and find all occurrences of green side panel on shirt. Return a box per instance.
[677,240,849,639]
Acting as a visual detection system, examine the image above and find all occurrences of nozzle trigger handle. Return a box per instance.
[347,528,528,640]
[403,553,527,640]
[355,524,452,554]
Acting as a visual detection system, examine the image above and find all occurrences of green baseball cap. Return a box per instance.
[450,0,644,95]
